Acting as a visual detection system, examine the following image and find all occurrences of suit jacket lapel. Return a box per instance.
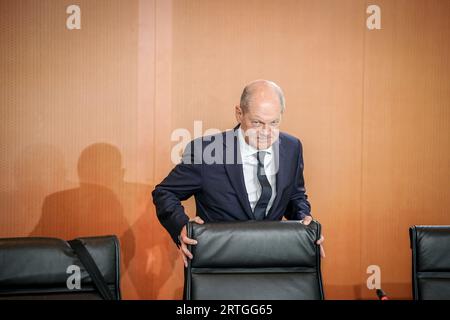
[223,125,255,220]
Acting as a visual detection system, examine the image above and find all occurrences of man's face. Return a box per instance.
[235,89,282,150]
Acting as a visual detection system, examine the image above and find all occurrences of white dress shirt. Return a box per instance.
[237,127,277,216]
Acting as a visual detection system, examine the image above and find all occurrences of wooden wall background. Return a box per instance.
[0,0,448,299]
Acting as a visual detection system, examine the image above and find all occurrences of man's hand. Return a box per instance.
[179,216,204,268]
[301,215,326,258]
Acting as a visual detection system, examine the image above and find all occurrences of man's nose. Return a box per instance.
[260,125,271,136]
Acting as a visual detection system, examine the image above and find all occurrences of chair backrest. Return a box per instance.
[410,225,450,300]
[185,220,324,300]
[0,235,121,300]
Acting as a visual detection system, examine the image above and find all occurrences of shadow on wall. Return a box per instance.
[29,143,181,299]
[0,144,74,237]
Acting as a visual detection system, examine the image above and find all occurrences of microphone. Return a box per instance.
[376,288,389,300]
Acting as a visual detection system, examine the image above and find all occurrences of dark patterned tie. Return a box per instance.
[253,151,272,220]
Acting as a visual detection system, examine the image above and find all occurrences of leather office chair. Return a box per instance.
[410,225,450,300]
[185,220,324,300]
[0,235,121,300]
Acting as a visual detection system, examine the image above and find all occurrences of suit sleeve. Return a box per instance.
[152,140,202,246]
[284,139,312,220]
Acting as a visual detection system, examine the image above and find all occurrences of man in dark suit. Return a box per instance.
[152,80,325,267]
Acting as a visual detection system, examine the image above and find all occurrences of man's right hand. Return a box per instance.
[179,216,204,267]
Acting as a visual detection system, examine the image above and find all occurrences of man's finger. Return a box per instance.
[180,243,193,260]
[181,252,188,268]
[316,235,325,245]
[319,244,326,258]
[181,234,198,245]
[190,216,204,224]
[301,216,313,225]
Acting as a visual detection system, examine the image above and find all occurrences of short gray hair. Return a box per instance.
[239,80,285,114]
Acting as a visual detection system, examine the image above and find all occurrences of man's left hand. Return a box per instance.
[301,215,326,258]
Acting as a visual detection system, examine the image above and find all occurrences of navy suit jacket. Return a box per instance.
[152,125,312,245]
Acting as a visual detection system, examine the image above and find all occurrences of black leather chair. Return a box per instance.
[0,235,121,300]
[410,225,450,300]
[185,220,324,300]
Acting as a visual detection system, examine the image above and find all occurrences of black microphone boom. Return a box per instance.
[376,288,389,300]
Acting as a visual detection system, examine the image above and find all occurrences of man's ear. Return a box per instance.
[235,105,242,123]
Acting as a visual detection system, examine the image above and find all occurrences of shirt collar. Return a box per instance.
[238,127,272,159]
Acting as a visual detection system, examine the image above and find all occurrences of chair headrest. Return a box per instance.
[0,235,120,297]
[410,225,450,272]
[188,220,321,268]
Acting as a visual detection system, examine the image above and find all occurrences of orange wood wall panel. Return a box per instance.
[0,0,449,300]
[360,0,450,299]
